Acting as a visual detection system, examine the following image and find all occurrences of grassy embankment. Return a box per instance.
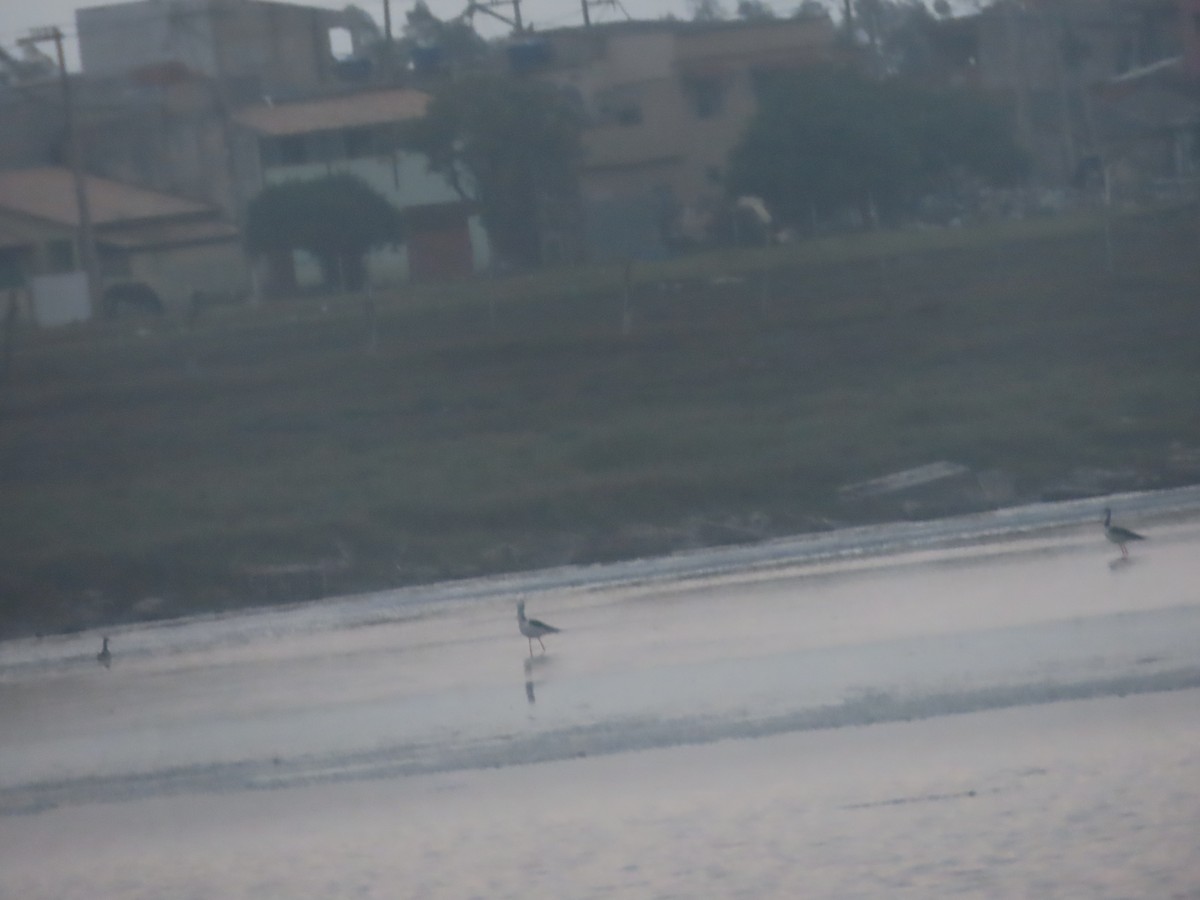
[1,205,1198,636]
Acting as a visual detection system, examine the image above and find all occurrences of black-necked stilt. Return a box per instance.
[97,636,112,669]
[1104,507,1146,557]
[517,600,560,656]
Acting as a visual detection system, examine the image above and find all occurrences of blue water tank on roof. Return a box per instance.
[411,45,443,74]
[507,39,553,73]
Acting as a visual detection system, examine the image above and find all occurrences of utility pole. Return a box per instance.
[580,0,629,27]
[465,0,524,32]
[381,0,396,79]
[20,27,102,315]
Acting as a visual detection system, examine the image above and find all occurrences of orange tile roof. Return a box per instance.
[233,88,431,136]
[0,167,214,227]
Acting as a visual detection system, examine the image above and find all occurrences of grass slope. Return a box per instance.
[2,206,1198,636]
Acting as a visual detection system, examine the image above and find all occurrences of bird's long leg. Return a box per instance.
[528,638,534,656]
[538,637,546,653]
[1121,543,1129,558]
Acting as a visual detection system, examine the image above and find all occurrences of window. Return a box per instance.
[344,127,378,159]
[615,105,643,126]
[261,135,309,166]
[686,77,724,119]
[98,249,131,279]
[328,26,353,59]
[595,87,644,127]
[0,248,22,288]
[47,239,74,273]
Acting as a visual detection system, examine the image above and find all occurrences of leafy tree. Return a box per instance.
[727,66,1028,226]
[400,74,582,268]
[737,0,777,19]
[245,174,403,291]
[689,0,727,21]
[852,0,977,79]
[794,0,832,19]
[398,1,492,73]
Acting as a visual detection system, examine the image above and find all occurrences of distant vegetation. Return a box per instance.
[399,74,584,268]
[728,65,1029,228]
[244,174,404,291]
[1,205,1197,638]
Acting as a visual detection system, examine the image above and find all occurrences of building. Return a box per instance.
[1091,55,1200,197]
[62,0,392,221]
[524,16,841,259]
[230,88,491,291]
[0,167,245,323]
[76,0,378,101]
[970,0,1195,188]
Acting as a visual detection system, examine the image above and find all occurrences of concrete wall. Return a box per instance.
[78,0,341,95]
[0,84,64,169]
[78,89,238,218]
[127,240,248,314]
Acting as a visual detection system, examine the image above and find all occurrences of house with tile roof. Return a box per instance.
[230,88,491,291]
[0,167,245,323]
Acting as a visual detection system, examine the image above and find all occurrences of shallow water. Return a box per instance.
[3,692,1199,899]
[1,488,1199,896]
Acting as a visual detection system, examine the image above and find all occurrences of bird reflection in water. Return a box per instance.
[522,654,554,705]
[524,657,536,704]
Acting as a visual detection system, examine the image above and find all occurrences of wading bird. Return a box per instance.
[1104,507,1146,557]
[517,600,560,656]
[97,636,112,669]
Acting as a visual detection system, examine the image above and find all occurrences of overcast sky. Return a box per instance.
[1,0,734,69]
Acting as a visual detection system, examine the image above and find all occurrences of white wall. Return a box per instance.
[30,271,90,327]
[129,241,249,313]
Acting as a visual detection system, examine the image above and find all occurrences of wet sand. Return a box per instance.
[1,497,1198,897]
[2,689,1199,899]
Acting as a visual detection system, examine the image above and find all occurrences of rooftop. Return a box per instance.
[233,88,432,136]
[0,166,215,227]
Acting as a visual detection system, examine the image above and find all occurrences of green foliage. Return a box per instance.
[401,74,583,268]
[3,206,1198,634]
[728,66,1029,226]
[688,0,727,19]
[399,1,492,71]
[736,0,776,18]
[244,174,403,290]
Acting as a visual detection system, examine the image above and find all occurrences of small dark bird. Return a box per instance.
[97,636,112,669]
[1104,507,1146,558]
[517,600,560,656]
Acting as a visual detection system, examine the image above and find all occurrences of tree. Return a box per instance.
[689,0,727,21]
[398,1,492,74]
[244,174,403,292]
[852,0,978,80]
[727,66,1028,227]
[737,0,777,19]
[400,74,582,268]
